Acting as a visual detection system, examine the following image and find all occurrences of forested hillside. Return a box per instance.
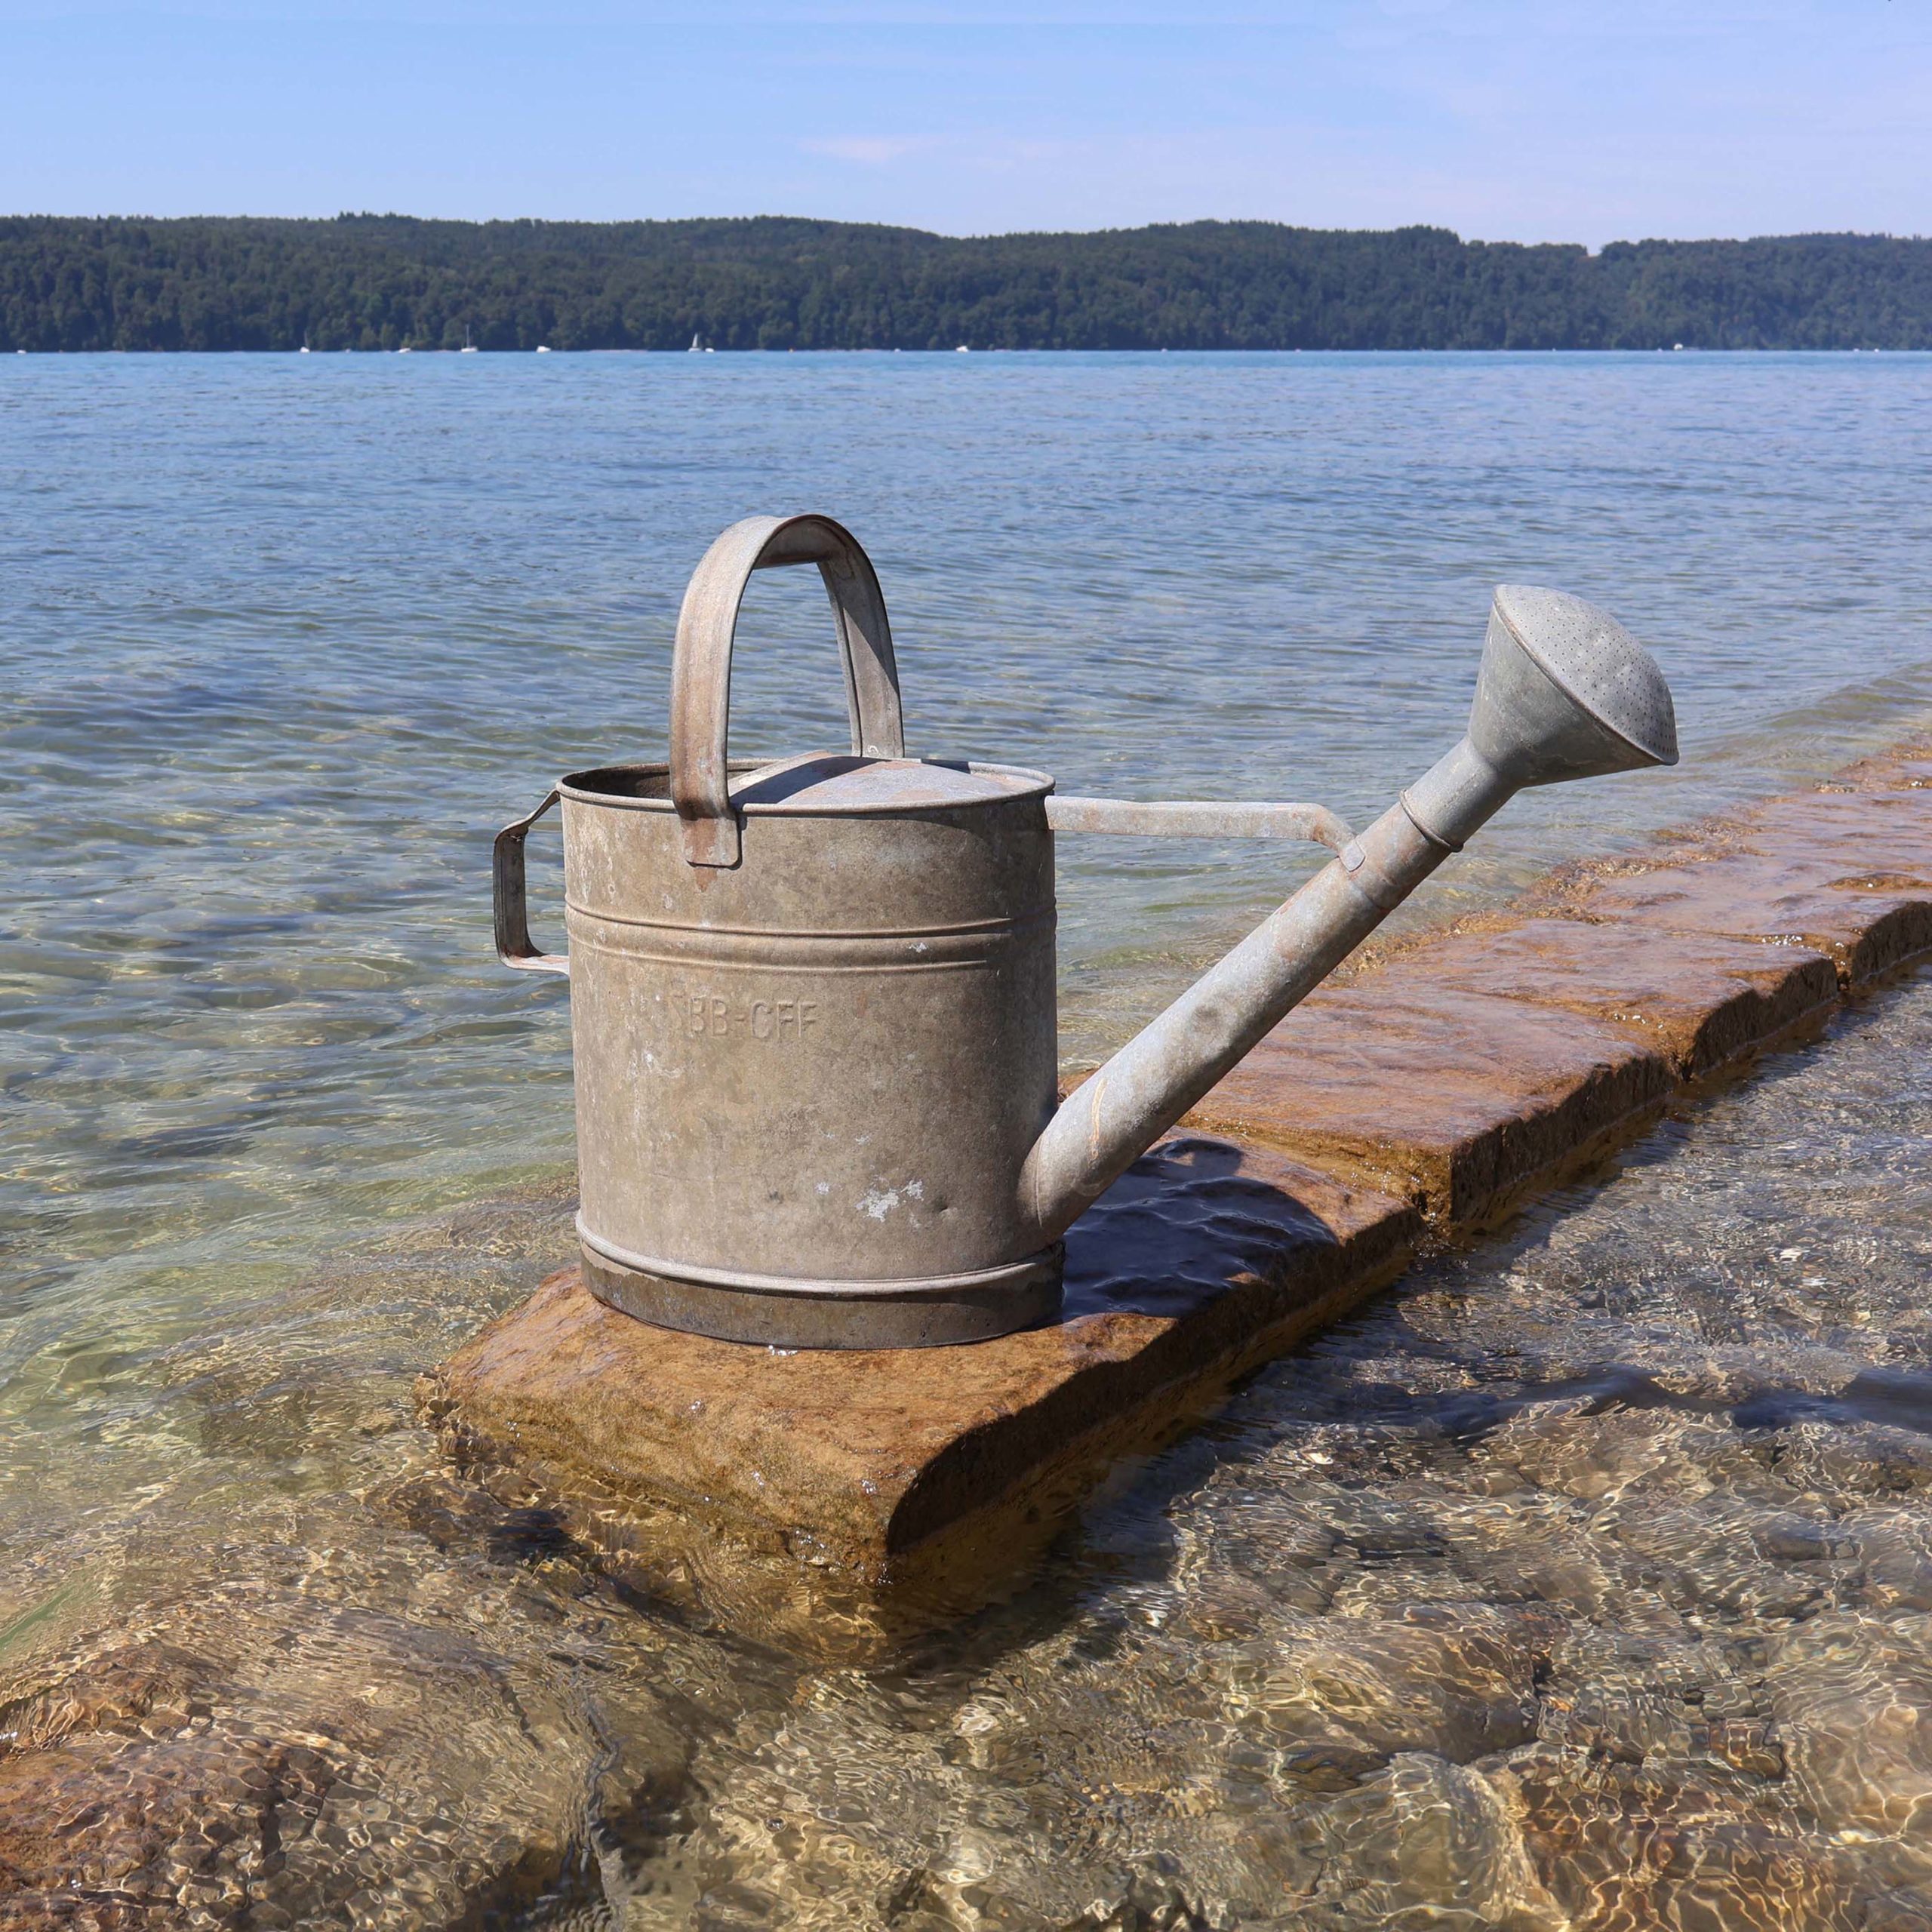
[3,214,1927,352]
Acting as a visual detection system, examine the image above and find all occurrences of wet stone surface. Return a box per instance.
[1407,917,1841,1081]
[420,1137,1417,1638]
[3,971,1930,1925]
[1538,778,1932,989]
[1191,975,1673,1222]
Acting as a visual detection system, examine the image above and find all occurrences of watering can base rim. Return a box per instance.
[577,1226,1064,1349]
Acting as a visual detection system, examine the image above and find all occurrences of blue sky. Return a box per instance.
[3,2,1925,244]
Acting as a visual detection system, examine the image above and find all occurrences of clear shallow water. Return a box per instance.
[4,351,1932,1923]
[4,947,1930,1926]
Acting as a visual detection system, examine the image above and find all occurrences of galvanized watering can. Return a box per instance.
[496,514,1677,1348]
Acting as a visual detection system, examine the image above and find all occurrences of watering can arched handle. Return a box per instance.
[671,513,905,867]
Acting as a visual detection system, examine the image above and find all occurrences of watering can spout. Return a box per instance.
[1019,585,1678,1244]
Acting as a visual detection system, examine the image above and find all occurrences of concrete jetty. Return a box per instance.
[420,745,1932,1649]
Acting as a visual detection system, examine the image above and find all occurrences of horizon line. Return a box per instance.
[7,211,1930,254]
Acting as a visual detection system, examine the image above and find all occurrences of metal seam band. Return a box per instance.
[567,940,1037,974]
[561,905,1057,940]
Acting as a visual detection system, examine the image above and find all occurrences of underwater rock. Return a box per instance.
[1286,1751,1567,1931]
[1470,1403,1746,1503]
[1214,1607,1542,1764]
[0,1561,687,1929]
[1588,1497,1839,1623]
[1864,1888,1932,1932]
[1835,1506,1932,1614]
[659,1656,1310,1930]
[1489,1743,1863,1932]
[1769,1418,1932,1501]
[1767,1611,1932,1894]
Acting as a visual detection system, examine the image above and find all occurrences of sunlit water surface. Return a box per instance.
[5,352,1932,1924]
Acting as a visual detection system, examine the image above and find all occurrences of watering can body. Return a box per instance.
[496,512,1678,1349]
[554,753,1065,1344]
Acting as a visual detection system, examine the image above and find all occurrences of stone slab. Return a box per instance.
[1556,844,1932,988]
[1411,917,1841,1081]
[421,1134,1417,1648]
[1186,978,1672,1223]
[1519,780,1932,989]
[1739,785,1932,859]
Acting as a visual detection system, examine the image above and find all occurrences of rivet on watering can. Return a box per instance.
[493,516,1679,1350]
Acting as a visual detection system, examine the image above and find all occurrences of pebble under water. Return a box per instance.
[5,969,1929,1927]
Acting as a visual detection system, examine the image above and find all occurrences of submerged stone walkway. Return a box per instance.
[420,744,1932,1648]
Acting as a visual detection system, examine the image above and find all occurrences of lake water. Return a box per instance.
[4,351,1932,1924]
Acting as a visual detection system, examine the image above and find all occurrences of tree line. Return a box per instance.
[2,214,1928,353]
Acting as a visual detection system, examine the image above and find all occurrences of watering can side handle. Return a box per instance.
[670,514,906,868]
[493,789,571,977]
[1044,798,1355,853]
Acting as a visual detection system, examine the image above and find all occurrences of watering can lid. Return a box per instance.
[729,752,1051,814]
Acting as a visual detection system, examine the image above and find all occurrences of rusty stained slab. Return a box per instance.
[420,1134,1417,1652]
[1186,980,1673,1224]
[1186,778,1932,1220]
[1515,775,1932,988]
[1408,918,1842,1081]
[1738,784,1932,850]
[1553,838,1932,989]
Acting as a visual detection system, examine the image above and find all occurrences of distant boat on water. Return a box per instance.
[398,344,412,355]
[536,344,552,353]
[461,327,478,354]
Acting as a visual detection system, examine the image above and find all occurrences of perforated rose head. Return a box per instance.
[1470,584,1679,789]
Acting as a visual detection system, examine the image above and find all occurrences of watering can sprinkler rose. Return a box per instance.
[495,515,1678,1349]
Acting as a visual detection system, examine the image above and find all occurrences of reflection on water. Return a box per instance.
[5,352,1932,1921]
